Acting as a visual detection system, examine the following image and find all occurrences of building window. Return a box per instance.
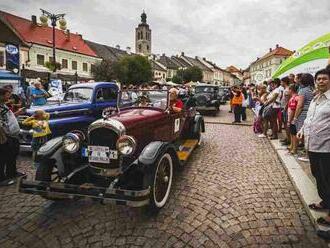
[83,62,88,72]
[37,54,45,65]
[62,59,68,69]
[138,44,142,52]
[138,32,140,40]
[147,45,149,51]
[0,51,4,67]
[72,60,77,70]
[49,57,54,63]
[141,32,143,39]
[91,64,95,72]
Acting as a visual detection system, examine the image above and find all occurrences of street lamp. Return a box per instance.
[39,9,67,72]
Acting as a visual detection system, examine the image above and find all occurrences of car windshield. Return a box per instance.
[63,87,93,102]
[195,86,215,93]
[121,90,168,110]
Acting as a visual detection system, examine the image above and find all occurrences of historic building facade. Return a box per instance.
[135,11,151,56]
[0,10,101,83]
[249,45,293,84]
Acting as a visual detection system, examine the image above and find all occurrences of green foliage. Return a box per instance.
[184,66,203,82]
[91,60,115,82]
[112,55,152,85]
[171,66,203,84]
[44,61,61,71]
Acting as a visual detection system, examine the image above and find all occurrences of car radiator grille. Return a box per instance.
[88,128,120,169]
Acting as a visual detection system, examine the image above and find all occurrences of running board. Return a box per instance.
[177,139,199,161]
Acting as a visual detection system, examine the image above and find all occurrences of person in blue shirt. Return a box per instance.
[31,81,48,106]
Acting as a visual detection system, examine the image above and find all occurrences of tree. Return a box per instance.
[112,55,152,85]
[91,60,115,82]
[172,69,184,84]
[171,66,203,84]
[184,66,203,82]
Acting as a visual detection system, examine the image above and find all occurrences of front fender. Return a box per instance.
[194,114,205,133]
[138,141,178,167]
[36,136,65,176]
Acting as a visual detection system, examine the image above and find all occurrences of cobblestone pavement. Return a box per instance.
[0,117,326,247]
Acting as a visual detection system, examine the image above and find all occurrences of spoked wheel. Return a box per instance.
[148,153,173,211]
[35,159,69,201]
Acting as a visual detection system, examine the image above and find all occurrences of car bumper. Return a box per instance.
[17,177,150,207]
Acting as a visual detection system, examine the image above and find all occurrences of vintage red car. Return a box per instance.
[18,89,205,211]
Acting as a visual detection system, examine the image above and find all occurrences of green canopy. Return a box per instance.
[272,33,330,78]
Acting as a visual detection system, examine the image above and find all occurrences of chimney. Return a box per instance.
[66,29,70,41]
[269,48,272,52]
[31,15,37,25]
[116,45,120,50]
[195,56,198,59]
[276,44,279,48]
[203,57,206,61]
[181,52,184,56]
[78,34,83,39]
[126,46,131,54]
[162,53,165,56]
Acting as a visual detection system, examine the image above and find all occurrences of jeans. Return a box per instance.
[233,105,242,122]
[241,107,247,121]
[309,152,330,209]
[0,136,19,181]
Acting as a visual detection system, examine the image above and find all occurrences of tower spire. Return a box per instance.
[141,10,147,24]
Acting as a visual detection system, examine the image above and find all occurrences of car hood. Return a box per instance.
[110,107,165,130]
[26,101,91,116]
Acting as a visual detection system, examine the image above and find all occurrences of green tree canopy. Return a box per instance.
[91,59,115,82]
[113,55,152,85]
[184,66,203,82]
[171,66,203,84]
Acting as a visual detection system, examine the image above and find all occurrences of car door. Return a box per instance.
[93,87,117,117]
[169,108,187,140]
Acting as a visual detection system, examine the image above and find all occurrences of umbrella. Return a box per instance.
[272,33,330,78]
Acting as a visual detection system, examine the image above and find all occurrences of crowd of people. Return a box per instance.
[246,66,330,238]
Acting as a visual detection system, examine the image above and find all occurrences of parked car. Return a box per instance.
[194,84,221,115]
[18,82,130,152]
[18,89,205,212]
[218,87,228,105]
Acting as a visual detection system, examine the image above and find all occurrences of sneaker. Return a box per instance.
[298,156,309,162]
[258,134,267,138]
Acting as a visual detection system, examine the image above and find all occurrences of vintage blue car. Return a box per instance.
[19,82,128,151]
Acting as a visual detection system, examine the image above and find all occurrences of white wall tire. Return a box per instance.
[151,153,173,209]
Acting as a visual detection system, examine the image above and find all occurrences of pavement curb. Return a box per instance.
[269,139,330,233]
[204,121,252,126]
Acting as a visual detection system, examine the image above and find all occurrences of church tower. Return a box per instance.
[135,11,151,55]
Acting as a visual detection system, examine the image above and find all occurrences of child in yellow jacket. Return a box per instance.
[22,110,51,166]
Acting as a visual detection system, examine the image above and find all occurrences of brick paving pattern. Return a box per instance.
[0,111,326,247]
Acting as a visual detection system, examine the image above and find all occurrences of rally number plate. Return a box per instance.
[88,146,118,164]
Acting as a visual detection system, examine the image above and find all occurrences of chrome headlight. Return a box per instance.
[116,135,136,155]
[62,133,81,153]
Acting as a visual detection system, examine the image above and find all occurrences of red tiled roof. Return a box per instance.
[226,65,241,73]
[260,46,293,60]
[0,10,97,57]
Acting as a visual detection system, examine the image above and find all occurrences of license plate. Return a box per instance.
[88,146,118,164]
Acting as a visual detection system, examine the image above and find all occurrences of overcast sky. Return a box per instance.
[1,0,330,68]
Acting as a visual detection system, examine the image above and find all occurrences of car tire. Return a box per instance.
[146,152,173,213]
[35,159,70,201]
